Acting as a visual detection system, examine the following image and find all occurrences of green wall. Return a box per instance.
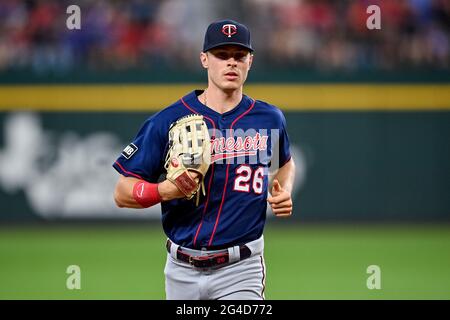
[287,112,450,221]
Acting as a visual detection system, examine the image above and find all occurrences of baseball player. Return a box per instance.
[113,19,295,300]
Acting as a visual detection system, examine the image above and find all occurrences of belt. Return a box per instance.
[166,239,252,269]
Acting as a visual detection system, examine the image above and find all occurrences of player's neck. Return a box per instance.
[202,86,243,114]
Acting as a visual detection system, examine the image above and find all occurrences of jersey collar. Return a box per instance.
[183,90,252,118]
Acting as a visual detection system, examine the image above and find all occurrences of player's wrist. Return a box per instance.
[158,180,185,201]
[132,180,162,208]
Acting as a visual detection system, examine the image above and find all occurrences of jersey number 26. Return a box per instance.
[233,165,264,194]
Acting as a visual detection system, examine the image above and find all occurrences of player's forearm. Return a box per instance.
[114,175,144,208]
[114,175,185,208]
[272,158,295,194]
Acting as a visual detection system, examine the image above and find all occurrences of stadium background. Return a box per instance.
[0,0,449,299]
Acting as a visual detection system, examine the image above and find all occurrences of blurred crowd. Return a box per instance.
[0,0,448,75]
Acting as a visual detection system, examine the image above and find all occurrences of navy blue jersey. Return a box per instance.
[113,90,291,249]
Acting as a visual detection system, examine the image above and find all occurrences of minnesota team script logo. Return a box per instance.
[209,130,272,164]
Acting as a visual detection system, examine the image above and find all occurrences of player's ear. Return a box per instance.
[200,52,208,69]
[248,53,253,71]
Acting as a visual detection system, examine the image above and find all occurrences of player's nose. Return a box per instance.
[227,58,238,67]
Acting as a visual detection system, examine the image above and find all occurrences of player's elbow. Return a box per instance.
[113,180,128,208]
[289,157,296,172]
[113,188,125,208]
[286,156,295,168]
[114,198,125,208]
[279,157,295,174]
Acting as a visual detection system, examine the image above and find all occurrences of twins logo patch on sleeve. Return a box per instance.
[121,143,138,159]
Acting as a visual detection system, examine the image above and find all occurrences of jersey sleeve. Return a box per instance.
[277,110,292,167]
[112,115,168,182]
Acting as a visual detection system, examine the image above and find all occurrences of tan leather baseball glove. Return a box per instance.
[164,114,211,205]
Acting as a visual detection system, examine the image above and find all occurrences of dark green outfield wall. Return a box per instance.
[0,111,448,222]
[287,112,450,221]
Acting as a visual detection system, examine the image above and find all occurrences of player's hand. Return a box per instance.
[267,179,292,217]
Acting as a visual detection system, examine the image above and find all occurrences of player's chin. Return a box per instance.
[221,80,242,90]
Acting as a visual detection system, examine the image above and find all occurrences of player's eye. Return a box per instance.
[216,52,229,60]
[213,51,247,61]
[234,53,247,61]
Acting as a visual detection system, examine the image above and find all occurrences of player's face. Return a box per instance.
[201,45,253,91]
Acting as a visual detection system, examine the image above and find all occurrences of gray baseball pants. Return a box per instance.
[164,236,266,300]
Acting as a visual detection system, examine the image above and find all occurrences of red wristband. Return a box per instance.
[132,180,162,208]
